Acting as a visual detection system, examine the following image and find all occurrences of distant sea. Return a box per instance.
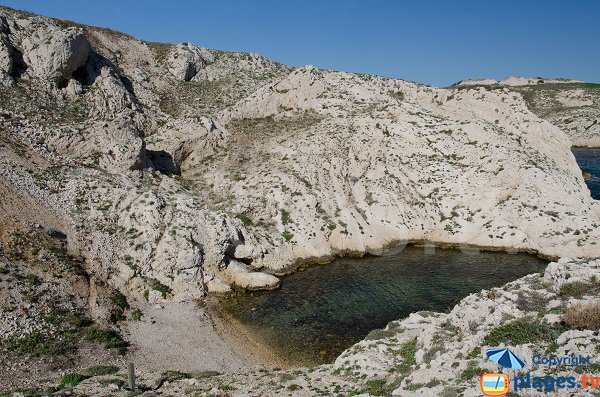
[572,148,600,200]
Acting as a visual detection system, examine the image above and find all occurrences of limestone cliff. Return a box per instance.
[0,6,598,307]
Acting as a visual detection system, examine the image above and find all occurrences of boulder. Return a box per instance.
[166,43,205,81]
[65,78,83,98]
[89,66,140,116]
[22,26,90,85]
[224,261,280,290]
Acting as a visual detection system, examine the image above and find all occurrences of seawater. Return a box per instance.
[219,246,547,366]
[572,148,600,200]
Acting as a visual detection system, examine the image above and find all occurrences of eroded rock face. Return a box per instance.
[0,34,12,75]
[40,117,149,173]
[88,66,140,116]
[22,26,90,86]
[166,43,206,81]
[0,6,598,300]
[0,12,9,33]
[0,13,13,81]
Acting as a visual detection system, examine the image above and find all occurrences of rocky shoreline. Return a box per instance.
[7,257,591,397]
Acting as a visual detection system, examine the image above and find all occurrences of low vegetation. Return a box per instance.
[484,319,566,346]
[564,302,600,330]
[559,281,594,298]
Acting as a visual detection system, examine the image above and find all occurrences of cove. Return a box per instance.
[572,148,600,200]
[218,245,547,366]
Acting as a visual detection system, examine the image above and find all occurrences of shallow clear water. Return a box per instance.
[219,246,547,366]
[572,148,600,200]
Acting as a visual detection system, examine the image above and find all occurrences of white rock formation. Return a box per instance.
[0,12,13,85]
[166,43,206,81]
[454,78,498,86]
[224,261,280,290]
[500,76,584,86]
[0,6,598,299]
[0,31,11,73]
[22,25,90,85]
[88,66,140,116]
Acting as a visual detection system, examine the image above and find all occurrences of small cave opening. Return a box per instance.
[56,78,69,89]
[146,149,180,176]
[9,47,27,79]
[72,64,93,86]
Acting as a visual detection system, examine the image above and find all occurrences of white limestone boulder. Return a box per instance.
[224,261,280,290]
[22,26,90,85]
[166,43,206,81]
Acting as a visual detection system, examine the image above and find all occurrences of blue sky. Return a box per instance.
[2,0,599,87]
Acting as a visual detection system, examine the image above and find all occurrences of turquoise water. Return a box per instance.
[219,246,547,366]
[573,148,600,199]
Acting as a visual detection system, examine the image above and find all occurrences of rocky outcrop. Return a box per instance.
[500,76,584,86]
[223,261,280,291]
[502,82,600,147]
[22,25,90,86]
[0,12,13,85]
[213,67,600,273]
[88,66,140,116]
[166,43,206,81]
[454,78,498,86]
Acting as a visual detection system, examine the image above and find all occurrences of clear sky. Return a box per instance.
[1,0,599,87]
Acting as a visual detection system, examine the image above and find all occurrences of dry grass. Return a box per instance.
[564,302,600,331]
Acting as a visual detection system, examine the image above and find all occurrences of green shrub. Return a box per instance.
[485,319,566,346]
[0,331,76,357]
[395,337,417,374]
[83,327,128,353]
[86,365,119,376]
[389,90,405,101]
[560,281,591,298]
[460,365,483,380]
[157,370,190,387]
[131,309,143,321]
[282,231,294,242]
[280,209,293,225]
[61,373,88,387]
[235,213,254,226]
[148,278,172,299]
[194,370,221,378]
[110,290,129,310]
[365,328,393,341]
